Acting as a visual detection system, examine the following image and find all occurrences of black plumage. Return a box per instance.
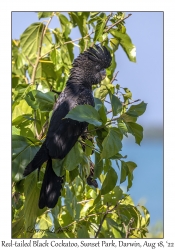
[23,45,112,209]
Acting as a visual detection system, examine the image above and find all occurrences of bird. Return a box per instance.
[23,45,112,209]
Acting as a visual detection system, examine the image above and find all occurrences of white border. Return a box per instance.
[1,0,174,245]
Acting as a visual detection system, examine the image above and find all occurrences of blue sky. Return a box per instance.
[12,12,163,131]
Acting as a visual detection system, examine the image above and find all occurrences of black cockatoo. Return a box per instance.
[23,45,112,209]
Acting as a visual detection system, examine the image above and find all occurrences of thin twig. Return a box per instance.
[105,12,113,28]
[40,31,94,60]
[104,100,111,104]
[95,203,119,238]
[38,120,49,140]
[111,71,119,84]
[95,209,108,238]
[123,99,141,106]
[30,14,54,84]
[107,109,112,114]
[105,14,132,33]
[25,55,35,68]
[78,140,101,154]
[122,217,134,238]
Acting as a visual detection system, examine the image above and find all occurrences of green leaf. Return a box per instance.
[12,126,20,135]
[118,121,128,136]
[110,38,120,52]
[14,52,27,69]
[12,135,41,182]
[65,105,102,126]
[12,215,25,238]
[64,142,83,171]
[90,12,100,18]
[126,122,143,145]
[101,127,122,159]
[93,152,103,179]
[37,12,53,19]
[68,12,89,37]
[104,159,111,174]
[36,213,53,231]
[106,217,119,229]
[127,161,137,191]
[80,200,94,217]
[12,99,33,123]
[120,161,137,191]
[110,93,123,116]
[126,101,147,117]
[141,205,150,227]
[94,97,107,124]
[20,22,45,59]
[72,196,81,220]
[64,184,74,217]
[36,58,57,82]
[101,166,118,195]
[52,159,65,177]
[110,29,136,62]
[120,161,128,184]
[103,186,123,205]
[93,193,101,206]
[69,168,79,182]
[24,172,45,234]
[120,113,137,123]
[57,13,72,38]
[94,85,108,100]
[77,225,89,238]
[50,48,60,66]
[35,90,55,112]
[111,227,122,238]
[84,139,93,156]
[94,13,106,41]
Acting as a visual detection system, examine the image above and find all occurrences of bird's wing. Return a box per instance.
[45,86,92,159]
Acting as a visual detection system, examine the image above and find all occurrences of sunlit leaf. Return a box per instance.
[101,127,122,159]
[65,105,102,126]
[126,101,147,117]
[101,166,118,195]
[38,12,53,19]
[110,29,136,62]
[24,171,45,235]
[12,135,42,182]
[77,225,89,238]
[126,122,143,145]
[20,22,45,59]
[110,93,123,116]
[64,142,83,171]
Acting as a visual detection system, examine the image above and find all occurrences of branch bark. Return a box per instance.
[105,14,132,33]
[30,13,55,84]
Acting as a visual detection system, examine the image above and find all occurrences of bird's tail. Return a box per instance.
[38,157,63,209]
[23,143,49,177]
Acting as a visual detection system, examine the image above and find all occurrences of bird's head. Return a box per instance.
[70,45,112,86]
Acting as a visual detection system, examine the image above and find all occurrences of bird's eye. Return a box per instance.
[96,65,101,70]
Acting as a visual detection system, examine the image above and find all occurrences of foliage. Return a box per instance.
[12,11,149,239]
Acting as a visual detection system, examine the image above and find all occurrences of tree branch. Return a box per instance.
[111,71,119,84]
[30,13,54,84]
[40,31,94,60]
[105,14,132,33]
[95,202,119,238]
[95,205,109,238]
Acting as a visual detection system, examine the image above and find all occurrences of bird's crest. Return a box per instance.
[73,45,112,69]
[83,45,112,68]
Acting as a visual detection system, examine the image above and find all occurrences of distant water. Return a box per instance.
[117,136,163,227]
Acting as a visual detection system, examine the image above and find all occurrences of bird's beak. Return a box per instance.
[100,69,106,80]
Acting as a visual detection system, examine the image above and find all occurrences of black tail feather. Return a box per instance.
[38,157,63,209]
[23,144,49,177]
